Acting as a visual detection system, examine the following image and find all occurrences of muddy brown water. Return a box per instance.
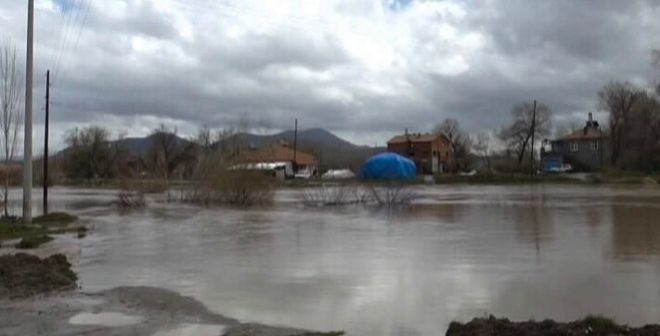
[5,185,660,335]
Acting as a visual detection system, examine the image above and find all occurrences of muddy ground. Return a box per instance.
[0,253,77,299]
[0,285,343,336]
[446,316,660,336]
[0,253,341,336]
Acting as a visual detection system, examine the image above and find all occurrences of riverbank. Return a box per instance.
[0,253,77,298]
[0,253,343,335]
[0,283,343,336]
[447,316,660,336]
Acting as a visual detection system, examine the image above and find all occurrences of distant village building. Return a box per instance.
[235,141,318,179]
[386,132,453,174]
[542,113,609,172]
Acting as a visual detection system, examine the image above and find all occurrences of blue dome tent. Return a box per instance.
[360,152,417,180]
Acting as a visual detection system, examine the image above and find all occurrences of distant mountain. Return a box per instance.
[223,128,383,170]
[57,128,383,171]
[230,128,365,152]
[114,134,195,156]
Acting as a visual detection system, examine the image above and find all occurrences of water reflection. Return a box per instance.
[24,185,660,336]
[511,205,555,258]
[611,206,660,260]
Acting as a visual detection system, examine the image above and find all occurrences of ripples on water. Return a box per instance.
[10,185,660,336]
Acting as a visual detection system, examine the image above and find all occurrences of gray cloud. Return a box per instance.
[1,0,659,150]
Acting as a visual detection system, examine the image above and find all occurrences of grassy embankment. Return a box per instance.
[435,172,660,185]
[447,315,660,336]
[0,212,85,249]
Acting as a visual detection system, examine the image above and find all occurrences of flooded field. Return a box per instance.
[10,185,660,336]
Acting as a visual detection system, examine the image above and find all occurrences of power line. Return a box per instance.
[53,0,90,82]
[48,0,76,71]
[66,0,93,73]
[50,0,79,77]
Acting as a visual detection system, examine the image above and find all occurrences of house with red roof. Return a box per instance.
[386,132,453,174]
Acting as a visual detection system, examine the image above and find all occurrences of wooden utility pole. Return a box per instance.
[530,100,537,177]
[43,70,50,215]
[23,0,35,224]
[292,119,298,173]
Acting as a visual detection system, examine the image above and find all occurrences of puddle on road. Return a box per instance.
[152,323,226,336]
[68,312,143,327]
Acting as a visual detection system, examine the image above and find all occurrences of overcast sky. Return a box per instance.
[1,0,659,150]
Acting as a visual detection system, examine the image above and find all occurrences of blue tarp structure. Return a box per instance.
[360,152,417,180]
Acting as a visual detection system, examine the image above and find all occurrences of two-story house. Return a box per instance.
[386,132,453,174]
[542,113,609,172]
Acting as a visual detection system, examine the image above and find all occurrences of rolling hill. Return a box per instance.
[58,128,383,170]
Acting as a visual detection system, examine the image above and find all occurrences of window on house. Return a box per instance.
[591,141,599,151]
[570,142,579,152]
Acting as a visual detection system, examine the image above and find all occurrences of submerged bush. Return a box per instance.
[116,178,148,208]
[184,170,273,206]
[302,184,368,206]
[366,184,415,206]
[302,182,415,207]
[117,189,147,208]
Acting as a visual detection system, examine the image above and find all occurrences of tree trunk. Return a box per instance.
[517,135,531,167]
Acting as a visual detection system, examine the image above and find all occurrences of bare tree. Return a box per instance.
[499,102,552,168]
[598,81,643,166]
[473,132,494,174]
[0,40,23,216]
[433,118,471,171]
[195,125,212,157]
[64,126,118,181]
[146,124,196,180]
[653,49,660,96]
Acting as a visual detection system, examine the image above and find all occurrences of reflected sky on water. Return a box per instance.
[10,185,660,336]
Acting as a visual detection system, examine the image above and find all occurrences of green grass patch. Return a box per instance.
[0,212,84,248]
[16,235,54,249]
[446,315,648,336]
[434,173,577,185]
[588,171,658,185]
[33,212,78,226]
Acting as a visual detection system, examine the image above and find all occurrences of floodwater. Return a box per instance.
[9,185,660,335]
[68,312,143,327]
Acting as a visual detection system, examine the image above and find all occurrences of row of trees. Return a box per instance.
[434,82,659,175]
[432,101,552,174]
[61,121,253,183]
[433,49,660,174]
[62,124,199,181]
[598,81,660,171]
